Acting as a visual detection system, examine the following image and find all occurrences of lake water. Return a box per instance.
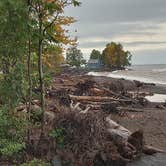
[88,64,166,86]
[88,64,166,102]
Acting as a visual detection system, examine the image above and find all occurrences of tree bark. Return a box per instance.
[69,95,133,103]
[27,38,32,142]
[38,11,45,127]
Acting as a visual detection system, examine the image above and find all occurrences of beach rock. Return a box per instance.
[128,130,144,153]
[52,155,62,166]
[128,153,166,166]
[133,80,143,88]
[101,103,119,114]
[93,152,127,166]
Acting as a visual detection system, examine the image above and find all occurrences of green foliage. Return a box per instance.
[0,140,25,157]
[0,107,27,157]
[20,159,50,166]
[0,0,28,159]
[0,0,28,74]
[102,42,132,69]
[90,49,101,60]
[66,45,86,67]
[0,0,80,161]
[31,108,43,124]
[49,128,65,149]
[72,0,82,6]
[0,63,27,108]
[43,72,53,88]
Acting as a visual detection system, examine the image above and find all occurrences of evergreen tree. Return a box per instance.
[90,49,101,60]
[66,45,86,67]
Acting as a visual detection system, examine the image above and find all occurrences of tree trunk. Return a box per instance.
[69,95,133,103]
[38,13,45,127]
[27,38,32,142]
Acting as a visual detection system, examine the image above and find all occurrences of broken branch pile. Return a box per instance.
[48,76,150,116]
[16,73,166,165]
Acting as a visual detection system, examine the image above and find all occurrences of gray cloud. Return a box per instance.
[65,0,166,64]
[67,0,166,23]
[133,50,166,65]
[80,41,166,49]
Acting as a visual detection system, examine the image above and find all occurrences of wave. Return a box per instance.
[112,68,130,73]
[145,94,166,103]
[88,71,166,85]
[152,68,166,72]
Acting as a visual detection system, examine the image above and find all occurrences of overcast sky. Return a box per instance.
[65,0,166,64]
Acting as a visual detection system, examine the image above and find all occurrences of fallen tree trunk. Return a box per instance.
[117,107,144,112]
[69,95,134,103]
[78,101,119,106]
[106,116,131,143]
[106,116,166,156]
[143,145,166,155]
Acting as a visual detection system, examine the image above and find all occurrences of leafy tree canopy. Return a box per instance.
[0,0,29,74]
[102,42,132,69]
[90,49,101,59]
[66,45,86,67]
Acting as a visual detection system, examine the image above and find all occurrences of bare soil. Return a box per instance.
[112,108,166,151]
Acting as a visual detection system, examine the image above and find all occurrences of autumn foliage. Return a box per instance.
[102,42,132,69]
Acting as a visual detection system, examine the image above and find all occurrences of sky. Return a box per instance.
[65,0,166,65]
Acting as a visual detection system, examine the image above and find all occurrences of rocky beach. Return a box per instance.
[41,69,166,165]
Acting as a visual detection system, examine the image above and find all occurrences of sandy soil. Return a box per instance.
[112,108,166,150]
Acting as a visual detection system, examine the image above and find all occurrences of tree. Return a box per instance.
[0,0,81,160]
[102,42,132,69]
[43,45,65,71]
[90,49,101,59]
[66,45,86,67]
[0,0,29,157]
[0,0,28,75]
[28,0,81,127]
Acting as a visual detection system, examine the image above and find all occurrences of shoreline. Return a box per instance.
[88,71,166,88]
[55,70,166,151]
[87,71,166,102]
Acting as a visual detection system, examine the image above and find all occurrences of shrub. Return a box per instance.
[0,106,27,157]
[20,159,50,166]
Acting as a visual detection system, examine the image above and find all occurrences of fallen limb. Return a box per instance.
[117,107,143,112]
[89,88,106,96]
[143,145,166,155]
[79,100,119,105]
[69,95,133,103]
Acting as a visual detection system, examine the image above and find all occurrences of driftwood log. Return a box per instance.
[69,95,134,103]
[106,116,166,156]
[117,107,144,112]
[106,116,131,143]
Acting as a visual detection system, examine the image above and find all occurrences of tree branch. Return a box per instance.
[43,12,60,35]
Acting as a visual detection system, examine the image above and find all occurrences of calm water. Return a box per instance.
[89,64,166,85]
